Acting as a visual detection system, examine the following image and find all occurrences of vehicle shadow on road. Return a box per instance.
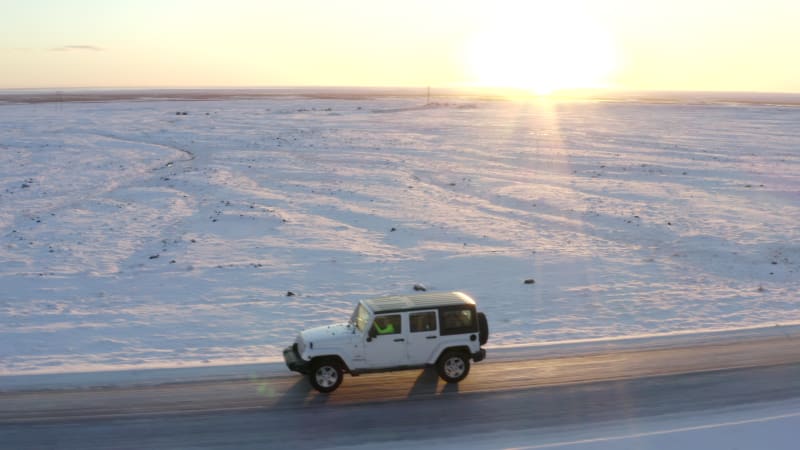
[409,367,439,397]
[272,377,329,409]
[441,380,460,395]
[408,367,455,398]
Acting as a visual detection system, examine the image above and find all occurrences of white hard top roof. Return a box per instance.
[362,291,476,314]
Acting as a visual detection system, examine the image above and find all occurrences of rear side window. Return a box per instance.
[410,311,437,332]
[439,307,476,335]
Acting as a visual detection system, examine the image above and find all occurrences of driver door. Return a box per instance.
[363,313,408,369]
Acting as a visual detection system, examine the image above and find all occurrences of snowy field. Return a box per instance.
[1,91,798,375]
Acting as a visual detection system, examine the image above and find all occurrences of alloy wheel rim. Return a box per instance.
[444,357,465,378]
[316,366,338,387]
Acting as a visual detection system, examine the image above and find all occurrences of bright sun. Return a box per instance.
[466,3,618,95]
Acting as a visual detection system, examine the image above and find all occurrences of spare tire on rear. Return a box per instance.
[477,312,489,345]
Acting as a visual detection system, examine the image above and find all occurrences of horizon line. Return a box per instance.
[2,86,800,107]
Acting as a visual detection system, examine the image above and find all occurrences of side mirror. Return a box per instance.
[368,327,377,340]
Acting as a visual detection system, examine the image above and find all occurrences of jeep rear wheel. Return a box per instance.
[309,359,343,393]
[437,351,470,383]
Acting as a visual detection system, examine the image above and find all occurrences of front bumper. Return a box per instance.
[283,344,311,374]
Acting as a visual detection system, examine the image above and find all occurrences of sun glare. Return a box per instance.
[466,3,618,95]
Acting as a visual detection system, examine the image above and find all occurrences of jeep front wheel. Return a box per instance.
[309,358,343,393]
[437,351,470,383]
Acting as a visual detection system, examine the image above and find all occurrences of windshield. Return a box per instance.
[349,303,370,333]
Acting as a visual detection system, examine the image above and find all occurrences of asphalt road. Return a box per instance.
[2,336,800,449]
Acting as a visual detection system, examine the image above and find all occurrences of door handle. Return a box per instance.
[394,338,405,342]
[426,336,437,339]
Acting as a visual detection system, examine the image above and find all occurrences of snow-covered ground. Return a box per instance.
[1,92,799,375]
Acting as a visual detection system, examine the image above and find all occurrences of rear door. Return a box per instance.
[406,310,440,365]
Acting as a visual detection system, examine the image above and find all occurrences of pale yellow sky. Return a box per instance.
[1,0,799,93]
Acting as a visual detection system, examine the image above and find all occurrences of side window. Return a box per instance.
[410,311,437,332]
[373,314,401,335]
[439,307,476,335]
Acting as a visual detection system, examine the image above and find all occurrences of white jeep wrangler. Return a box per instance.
[283,291,489,393]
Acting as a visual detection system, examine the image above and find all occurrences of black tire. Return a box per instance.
[436,351,470,383]
[477,312,489,345]
[309,358,343,393]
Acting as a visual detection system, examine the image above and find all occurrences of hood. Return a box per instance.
[300,323,356,349]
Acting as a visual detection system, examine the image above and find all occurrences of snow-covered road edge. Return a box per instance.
[3,323,799,392]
